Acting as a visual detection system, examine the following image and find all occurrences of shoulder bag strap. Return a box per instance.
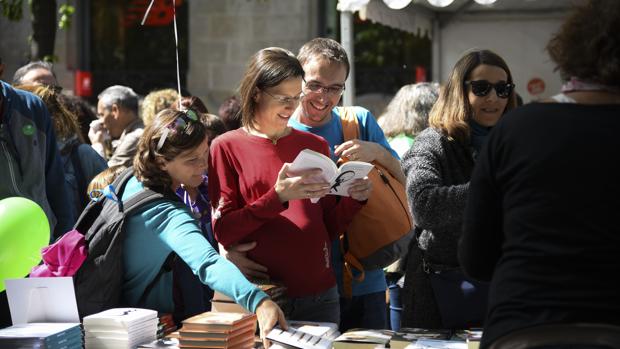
[338,106,360,142]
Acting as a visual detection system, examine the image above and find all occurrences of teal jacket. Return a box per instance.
[0,81,75,239]
[121,176,268,313]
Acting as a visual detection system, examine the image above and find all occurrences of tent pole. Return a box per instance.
[340,10,355,106]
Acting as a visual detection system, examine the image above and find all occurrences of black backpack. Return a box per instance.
[72,167,177,318]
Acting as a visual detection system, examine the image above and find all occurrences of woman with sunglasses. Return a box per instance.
[208,47,372,324]
[400,49,517,330]
[122,108,286,345]
[460,1,620,347]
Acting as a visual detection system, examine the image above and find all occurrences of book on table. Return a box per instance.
[0,322,82,349]
[289,148,374,203]
[331,329,392,349]
[406,339,467,349]
[178,328,255,349]
[390,328,452,349]
[180,312,257,333]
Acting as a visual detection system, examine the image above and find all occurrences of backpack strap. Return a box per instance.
[338,106,361,142]
[337,106,366,298]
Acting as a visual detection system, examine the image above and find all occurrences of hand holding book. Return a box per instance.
[289,149,374,203]
[274,163,332,203]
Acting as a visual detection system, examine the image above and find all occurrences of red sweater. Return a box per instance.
[208,128,363,297]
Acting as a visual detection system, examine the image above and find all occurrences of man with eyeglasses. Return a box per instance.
[90,85,143,167]
[221,38,405,331]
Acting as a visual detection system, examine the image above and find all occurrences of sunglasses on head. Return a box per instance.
[156,109,199,151]
[466,80,514,98]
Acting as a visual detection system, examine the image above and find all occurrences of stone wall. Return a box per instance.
[187,0,319,112]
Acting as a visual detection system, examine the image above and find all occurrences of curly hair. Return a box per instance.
[428,49,517,143]
[141,88,179,126]
[379,82,440,138]
[547,0,620,86]
[133,108,210,192]
[15,84,83,142]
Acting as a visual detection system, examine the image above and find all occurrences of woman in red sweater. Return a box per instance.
[208,47,372,324]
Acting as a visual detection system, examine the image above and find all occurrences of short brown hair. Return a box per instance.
[547,0,620,86]
[298,37,350,79]
[238,47,304,127]
[133,108,211,192]
[428,49,517,143]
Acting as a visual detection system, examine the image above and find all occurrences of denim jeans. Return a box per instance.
[387,274,403,331]
[288,286,340,324]
[339,290,387,332]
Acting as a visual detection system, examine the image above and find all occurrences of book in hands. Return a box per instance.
[289,149,373,203]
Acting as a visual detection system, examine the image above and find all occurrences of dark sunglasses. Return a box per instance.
[156,109,199,151]
[466,80,514,98]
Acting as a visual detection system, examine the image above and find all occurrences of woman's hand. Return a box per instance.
[348,176,372,201]
[255,298,288,349]
[274,163,331,203]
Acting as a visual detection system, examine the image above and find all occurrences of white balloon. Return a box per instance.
[383,0,413,10]
[427,0,455,7]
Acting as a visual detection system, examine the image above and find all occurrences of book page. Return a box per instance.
[289,149,338,183]
[329,161,374,197]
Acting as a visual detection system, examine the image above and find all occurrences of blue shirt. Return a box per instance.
[121,176,268,313]
[289,107,399,296]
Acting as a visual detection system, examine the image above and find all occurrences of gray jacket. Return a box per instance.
[401,127,474,267]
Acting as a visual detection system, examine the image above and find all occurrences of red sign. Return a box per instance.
[74,70,93,97]
[125,0,184,28]
[527,78,545,95]
[415,66,427,83]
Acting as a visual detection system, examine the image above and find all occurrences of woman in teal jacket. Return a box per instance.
[123,108,286,345]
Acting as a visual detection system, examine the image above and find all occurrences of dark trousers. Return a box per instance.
[339,290,387,332]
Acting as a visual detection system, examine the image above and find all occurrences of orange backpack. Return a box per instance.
[338,107,415,298]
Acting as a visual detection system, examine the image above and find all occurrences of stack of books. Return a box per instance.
[157,314,177,338]
[83,308,158,349]
[0,322,82,349]
[177,312,256,349]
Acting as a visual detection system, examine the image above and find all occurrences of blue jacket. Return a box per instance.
[0,81,75,239]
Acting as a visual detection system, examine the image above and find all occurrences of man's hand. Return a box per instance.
[334,139,382,163]
[219,241,270,280]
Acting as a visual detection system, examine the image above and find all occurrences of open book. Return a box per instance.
[290,149,373,203]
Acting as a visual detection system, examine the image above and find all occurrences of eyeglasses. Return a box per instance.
[261,89,303,105]
[303,81,346,96]
[465,80,514,99]
[156,109,199,151]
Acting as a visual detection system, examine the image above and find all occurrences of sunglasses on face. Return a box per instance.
[261,89,304,105]
[303,81,346,96]
[466,80,515,98]
[156,109,199,151]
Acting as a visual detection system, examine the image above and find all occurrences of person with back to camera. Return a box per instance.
[122,108,286,347]
[378,82,440,158]
[401,49,517,330]
[459,1,620,348]
[208,47,372,324]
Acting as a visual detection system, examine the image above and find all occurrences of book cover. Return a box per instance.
[391,328,452,349]
[332,329,391,349]
[0,322,81,344]
[289,148,374,202]
[266,327,333,349]
[181,312,257,332]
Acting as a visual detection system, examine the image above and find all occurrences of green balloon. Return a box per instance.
[0,197,50,292]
